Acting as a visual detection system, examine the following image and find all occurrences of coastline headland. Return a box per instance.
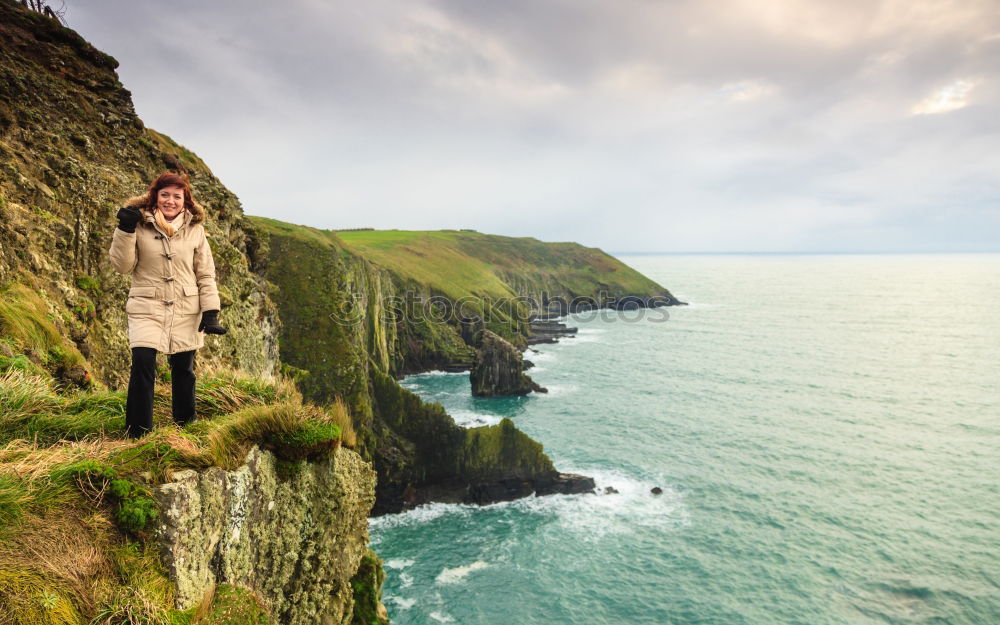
[0,3,683,623]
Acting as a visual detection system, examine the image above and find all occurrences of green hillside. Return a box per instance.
[334,229,675,305]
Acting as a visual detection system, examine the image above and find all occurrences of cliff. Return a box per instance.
[0,3,382,622]
[246,218,597,514]
[0,1,677,622]
[470,330,546,396]
[334,229,681,321]
[156,445,376,624]
[0,0,604,516]
[0,367,384,624]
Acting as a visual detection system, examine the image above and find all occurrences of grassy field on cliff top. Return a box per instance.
[250,218,668,302]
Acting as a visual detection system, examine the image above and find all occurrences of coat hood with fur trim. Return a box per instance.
[125,194,206,225]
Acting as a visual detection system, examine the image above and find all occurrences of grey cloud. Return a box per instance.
[64,0,1000,252]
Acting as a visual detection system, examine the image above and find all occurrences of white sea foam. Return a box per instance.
[534,384,577,397]
[526,349,555,363]
[399,573,414,589]
[369,502,480,532]
[389,597,416,610]
[384,558,415,570]
[436,561,490,584]
[559,330,605,343]
[370,468,687,542]
[449,410,503,427]
[528,467,689,538]
[412,370,468,377]
[429,612,455,623]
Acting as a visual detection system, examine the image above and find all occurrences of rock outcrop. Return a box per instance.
[155,445,378,625]
[526,319,579,345]
[470,330,547,396]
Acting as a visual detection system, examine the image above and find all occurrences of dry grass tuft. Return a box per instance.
[91,586,172,625]
[327,397,358,449]
[0,568,82,625]
[202,401,339,469]
[0,508,116,614]
[0,438,129,480]
[0,369,61,425]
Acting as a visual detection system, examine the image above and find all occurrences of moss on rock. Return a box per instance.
[350,548,389,625]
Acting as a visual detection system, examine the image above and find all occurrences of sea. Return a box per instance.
[368,253,1000,625]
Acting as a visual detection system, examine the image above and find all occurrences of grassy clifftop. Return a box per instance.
[0,363,365,625]
[335,229,676,305]
[246,217,564,514]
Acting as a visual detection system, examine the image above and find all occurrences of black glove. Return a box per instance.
[116,206,143,233]
[198,310,227,335]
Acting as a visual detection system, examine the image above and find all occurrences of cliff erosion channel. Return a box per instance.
[0,2,683,623]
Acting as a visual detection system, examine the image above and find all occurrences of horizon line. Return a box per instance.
[610,250,1000,255]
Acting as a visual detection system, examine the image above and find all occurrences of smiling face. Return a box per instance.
[156,185,186,219]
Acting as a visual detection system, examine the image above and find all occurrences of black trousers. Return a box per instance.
[125,347,197,439]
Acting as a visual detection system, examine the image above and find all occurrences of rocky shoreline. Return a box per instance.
[527,318,579,345]
[389,292,687,509]
[401,472,597,508]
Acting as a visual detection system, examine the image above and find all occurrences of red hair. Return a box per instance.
[126,172,206,224]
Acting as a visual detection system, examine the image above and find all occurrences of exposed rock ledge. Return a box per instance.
[527,319,579,345]
[155,446,377,625]
[407,472,597,507]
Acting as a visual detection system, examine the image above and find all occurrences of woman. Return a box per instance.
[109,172,227,439]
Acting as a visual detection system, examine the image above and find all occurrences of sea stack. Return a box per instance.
[471,330,548,396]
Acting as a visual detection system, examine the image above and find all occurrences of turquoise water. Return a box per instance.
[369,254,1000,625]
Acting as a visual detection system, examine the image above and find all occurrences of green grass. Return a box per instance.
[335,228,670,301]
[0,569,81,625]
[249,215,342,251]
[0,370,126,444]
[74,274,102,297]
[0,367,349,623]
[187,584,273,625]
[249,220,675,374]
[0,353,45,376]
[0,283,68,353]
[189,401,343,469]
[462,417,554,481]
[0,282,87,379]
[60,461,160,534]
[0,366,347,537]
[332,229,518,301]
[0,367,299,447]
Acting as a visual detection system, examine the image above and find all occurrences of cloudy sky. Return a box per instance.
[67,0,999,252]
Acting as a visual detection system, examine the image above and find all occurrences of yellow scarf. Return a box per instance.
[153,208,183,237]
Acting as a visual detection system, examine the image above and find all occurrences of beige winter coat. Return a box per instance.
[108,208,221,354]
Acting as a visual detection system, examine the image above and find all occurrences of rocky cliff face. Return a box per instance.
[248,218,586,514]
[0,0,280,386]
[156,446,377,625]
[470,330,546,396]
